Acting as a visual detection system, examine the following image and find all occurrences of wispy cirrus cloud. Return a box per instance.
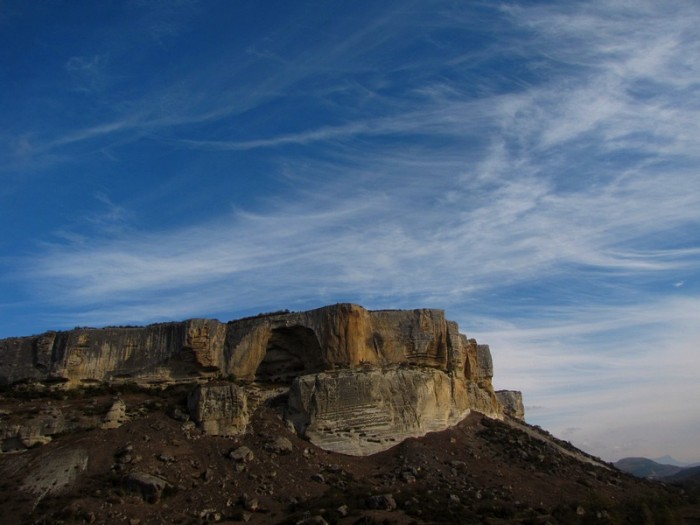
[23,150,700,322]
[65,54,110,93]
[11,1,699,327]
[3,1,700,462]
[480,295,700,462]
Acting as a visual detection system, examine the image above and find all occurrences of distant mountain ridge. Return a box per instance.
[652,455,700,468]
[652,455,687,467]
[614,457,683,479]
[615,457,700,483]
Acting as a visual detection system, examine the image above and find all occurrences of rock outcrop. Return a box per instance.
[20,447,89,505]
[187,383,249,436]
[286,367,471,455]
[101,399,129,429]
[496,390,525,421]
[1,407,66,451]
[0,304,523,455]
[123,471,172,503]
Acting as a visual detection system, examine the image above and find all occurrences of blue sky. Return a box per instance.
[2,1,699,462]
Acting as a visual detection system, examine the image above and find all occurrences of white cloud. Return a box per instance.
[5,0,700,462]
[482,297,700,462]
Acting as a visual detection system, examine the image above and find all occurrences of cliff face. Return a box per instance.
[0,304,522,455]
[1,304,489,386]
[0,319,226,386]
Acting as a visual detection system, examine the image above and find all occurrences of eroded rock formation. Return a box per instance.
[0,304,523,455]
[496,390,526,421]
[187,383,249,436]
[286,367,471,455]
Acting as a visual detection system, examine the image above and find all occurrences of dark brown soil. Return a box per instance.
[0,386,695,524]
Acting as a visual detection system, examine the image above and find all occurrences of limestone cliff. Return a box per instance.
[0,319,226,386]
[0,304,523,455]
[286,367,471,455]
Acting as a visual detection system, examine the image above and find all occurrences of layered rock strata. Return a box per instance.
[286,367,470,455]
[0,304,522,455]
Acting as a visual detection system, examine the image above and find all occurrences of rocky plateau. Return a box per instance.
[1,304,517,456]
[0,304,697,524]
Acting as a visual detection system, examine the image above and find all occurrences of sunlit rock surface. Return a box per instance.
[0,304,523,455]
[286,367,471,455]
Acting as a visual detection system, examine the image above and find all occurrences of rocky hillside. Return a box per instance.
[1,304,697,524]
[1,385,696,525]
[664,466,700,486]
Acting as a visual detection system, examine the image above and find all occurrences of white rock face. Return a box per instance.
[286,367,472,456]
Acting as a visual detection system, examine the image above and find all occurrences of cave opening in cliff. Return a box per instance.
[255,326,323,383]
